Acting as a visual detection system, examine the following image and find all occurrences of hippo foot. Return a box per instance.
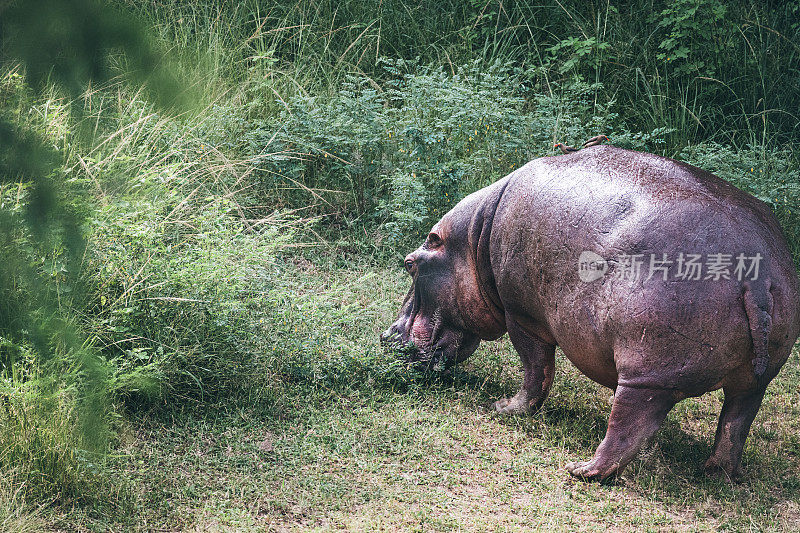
[492,391,533,415]
[703,458,741,481]
[565,459,619,483]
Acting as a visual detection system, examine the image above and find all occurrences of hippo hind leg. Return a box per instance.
[566,385,678,482]
[704,385,767,479]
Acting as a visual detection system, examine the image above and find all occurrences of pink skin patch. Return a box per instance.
[411,316,432,347]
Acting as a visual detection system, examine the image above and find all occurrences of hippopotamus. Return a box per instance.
[381,145,800,481]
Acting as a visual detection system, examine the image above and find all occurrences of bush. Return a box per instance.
[249,60,624,251]
[680,142,800,265]
[67,93,300,405]
[90,196,295,405]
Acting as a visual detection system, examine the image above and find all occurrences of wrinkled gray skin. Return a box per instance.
[381,146,800,482]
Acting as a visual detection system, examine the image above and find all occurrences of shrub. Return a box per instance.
[90,197,295,405]
[249,60,624,251]
[680,143,800,265]
[73,101,299,405]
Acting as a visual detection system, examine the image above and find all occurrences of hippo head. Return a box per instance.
[380,194,508,370]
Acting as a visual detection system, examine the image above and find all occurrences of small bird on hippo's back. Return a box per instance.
[554,142,578,154]
[553,135,610,155]
[583,134,610,148]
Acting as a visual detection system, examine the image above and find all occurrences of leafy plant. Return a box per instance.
[680,142,800,264]
[651,0,730,76]
[546,37,611,76]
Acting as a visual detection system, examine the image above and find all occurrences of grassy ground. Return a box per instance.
[46,257,800,531]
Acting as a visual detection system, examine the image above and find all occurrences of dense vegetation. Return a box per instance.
[0,0,799,529]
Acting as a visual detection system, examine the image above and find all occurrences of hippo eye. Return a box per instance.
[425,232,443,249]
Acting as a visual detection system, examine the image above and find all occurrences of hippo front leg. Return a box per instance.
[493,315,555,415]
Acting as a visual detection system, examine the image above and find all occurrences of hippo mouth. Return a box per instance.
[382,322,456,371]
[380,284,439,365]
[381,314,447,371]
[381,290,476,371]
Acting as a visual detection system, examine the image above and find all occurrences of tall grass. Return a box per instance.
[111,0,800,151]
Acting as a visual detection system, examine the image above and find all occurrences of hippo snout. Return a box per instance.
[379,323,405,347]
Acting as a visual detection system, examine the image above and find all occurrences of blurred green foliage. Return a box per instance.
[0,0,186,506]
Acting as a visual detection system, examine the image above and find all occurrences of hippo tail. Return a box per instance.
[743,279,773,383]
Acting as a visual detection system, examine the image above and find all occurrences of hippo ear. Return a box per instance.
[425,232,443,249]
